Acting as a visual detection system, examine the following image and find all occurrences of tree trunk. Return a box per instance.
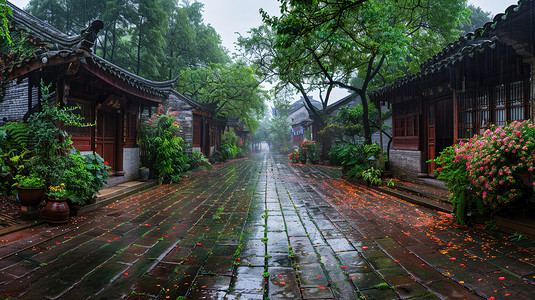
[359,90,372,144]
[111,21,117,61]
[136,18,143,75]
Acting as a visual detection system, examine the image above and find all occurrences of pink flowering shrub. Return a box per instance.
[432,120,535,224]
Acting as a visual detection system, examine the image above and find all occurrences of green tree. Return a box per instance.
[458,5,492,34]
[241,0,469,144]
[164,1,229,80]
[131,0,168,78]
[0,0,12,44]
[322,103,390,146]
[99,0,136,62]
[26,0,106,35]
[267,99,291,152]
[175,61,267,131]
[25,0,228,80]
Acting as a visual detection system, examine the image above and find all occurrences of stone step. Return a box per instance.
[376,186,453,213]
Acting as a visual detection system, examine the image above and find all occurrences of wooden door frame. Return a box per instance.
[427,102,436,176]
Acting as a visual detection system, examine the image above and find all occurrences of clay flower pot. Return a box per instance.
[16,186,45,206]
[43,197,70,224]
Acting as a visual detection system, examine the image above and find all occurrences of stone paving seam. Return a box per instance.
[3,173,216,298]
[286,157,535,300]
[155,157,262,299]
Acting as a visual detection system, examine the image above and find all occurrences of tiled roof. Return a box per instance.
[5,1,179,99]
[372,0,526,97]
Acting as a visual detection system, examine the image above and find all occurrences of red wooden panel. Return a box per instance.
[72,137,92,151]
[193,117,201,147]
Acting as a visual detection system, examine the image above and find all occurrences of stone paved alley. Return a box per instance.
[1,152,535,299]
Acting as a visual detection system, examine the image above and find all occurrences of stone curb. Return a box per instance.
[70,180,159,216]
[0,180,159,237]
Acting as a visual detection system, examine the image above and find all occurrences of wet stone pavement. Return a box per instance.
[1,152,535,299]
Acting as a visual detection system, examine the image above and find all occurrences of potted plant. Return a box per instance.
[139,166,150,181]
[43,183,70,224]
[13,173,46,206]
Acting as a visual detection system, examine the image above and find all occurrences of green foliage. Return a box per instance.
[0,28,34,71]
[138,107,189,184]
[214,130,242,162]
[187,149,212,171]
[507,232,527,242]
[336,142,387,181]
[26,0,229,81]
[430,145,471,225]
[242,0,467,143]
[13,173,45,188]
[374,282,391,290]
[0,148,31,194]
[0,122,28,150]
[176,61,267,132]
[339,144,365,170]
[47,183,67,199]
[26,82,92,188]
[64,150,110,205]
[266,99,292,152]
[328,145,344,166]
[1,29,36,97]
[321,102,391,149]
[0,0,12,44]
[458,5,492,35]
[362,167,382,186]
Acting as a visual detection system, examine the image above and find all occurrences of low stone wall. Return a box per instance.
[389,149,423,181]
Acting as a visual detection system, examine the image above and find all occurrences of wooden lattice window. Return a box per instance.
[393,115,418,137]
[494,84,506,126]
[66,99,91,137]
[509,81,524,121]
[458,91,476,139]
[477,89,490,129]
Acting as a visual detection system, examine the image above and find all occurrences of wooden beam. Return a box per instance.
[81,63,162,103]
[8,56,79,80]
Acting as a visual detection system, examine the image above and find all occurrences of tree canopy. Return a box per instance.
[25,0,229,80]
[458,5,492,35]
[0,0,12,44]
[175,61,267,131]
[240,0,469,143]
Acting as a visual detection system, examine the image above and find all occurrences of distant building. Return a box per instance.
[288,96,321,148]
[371,0,535,180]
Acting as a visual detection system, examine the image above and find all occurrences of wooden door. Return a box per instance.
[201,119,210,157]
[96,110,117,172]
[427,103,436,176]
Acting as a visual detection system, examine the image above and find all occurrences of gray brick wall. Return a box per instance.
[123,147,140,181]
[164,93,194,147]
[0,78,29,123]
[390,149,423,181]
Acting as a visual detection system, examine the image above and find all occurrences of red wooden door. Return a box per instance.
[96,110,117,172]
[427,103,436,176]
